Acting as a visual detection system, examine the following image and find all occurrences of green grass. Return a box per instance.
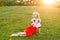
[0,6,60,40]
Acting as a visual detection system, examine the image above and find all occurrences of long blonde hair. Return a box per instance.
[33,12,40,18]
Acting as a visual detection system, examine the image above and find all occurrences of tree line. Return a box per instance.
[0,0,42,6]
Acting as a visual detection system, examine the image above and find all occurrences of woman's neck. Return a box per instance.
[34,18,38,19]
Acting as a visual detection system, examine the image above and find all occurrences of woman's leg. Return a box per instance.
[17,32,27,36]
[10,32,27,36]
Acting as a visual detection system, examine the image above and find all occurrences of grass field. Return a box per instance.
[0,6,60,40]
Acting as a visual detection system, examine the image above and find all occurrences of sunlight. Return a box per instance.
[43,0,56,5]
[16,0,21,3]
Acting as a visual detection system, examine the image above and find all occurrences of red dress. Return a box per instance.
[24,18,42,36]
[24,25,37,36]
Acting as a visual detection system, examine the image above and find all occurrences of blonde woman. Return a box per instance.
[11,12,42,37]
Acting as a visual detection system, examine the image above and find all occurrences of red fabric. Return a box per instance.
[38,26,42,28]
[24,25,37,36]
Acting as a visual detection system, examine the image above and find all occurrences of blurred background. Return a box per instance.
[0,0,60,8]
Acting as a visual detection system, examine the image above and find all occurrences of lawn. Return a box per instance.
[0,6,60,40]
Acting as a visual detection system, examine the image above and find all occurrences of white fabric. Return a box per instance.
[31,18,41,28]
[10,33,18,36]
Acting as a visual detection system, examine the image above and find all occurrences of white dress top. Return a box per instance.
[31,18,41,28]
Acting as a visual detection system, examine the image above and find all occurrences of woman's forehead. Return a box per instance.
[33,12,39,15]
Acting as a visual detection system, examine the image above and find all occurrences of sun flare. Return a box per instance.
[43,0,56,5]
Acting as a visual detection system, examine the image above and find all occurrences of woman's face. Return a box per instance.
[33,14,38,18]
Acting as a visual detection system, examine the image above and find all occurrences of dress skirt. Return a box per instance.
[24,25,37,36]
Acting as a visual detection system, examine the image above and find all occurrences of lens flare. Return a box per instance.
[43,0,56,5]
